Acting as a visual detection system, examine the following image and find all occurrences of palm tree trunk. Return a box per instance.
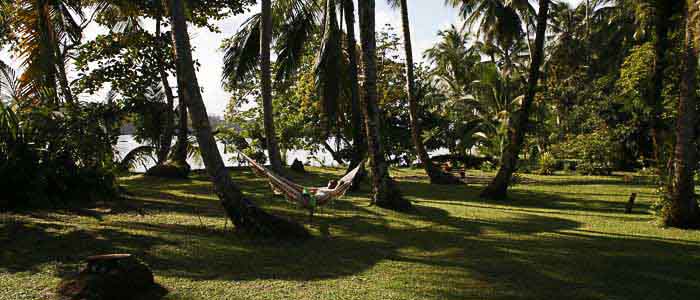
[342,0,366,191]
[260,0,284,172]
[170,89,189,165]
[398,0,459,185]
[649,2,674,163]
[663,3,699,228]
[155,16,175,165]
[55,47,75,107]
[168,0,307,238]
[481,0,550,199]
[37,0,59,107]
[358,0,411,211]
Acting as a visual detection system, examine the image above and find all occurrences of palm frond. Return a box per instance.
[314,0,342,128]
[274,0,320,83]
[117,145,155,171]
[222,14,262,86]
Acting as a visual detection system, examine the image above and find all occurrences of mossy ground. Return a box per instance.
[2,168,699,299]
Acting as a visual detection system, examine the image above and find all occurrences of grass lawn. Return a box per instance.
[2,168,699,300]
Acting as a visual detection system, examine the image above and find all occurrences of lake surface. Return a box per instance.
[116,135,451,173]
[116,135,340,172]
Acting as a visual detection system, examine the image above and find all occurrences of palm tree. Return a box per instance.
[358,0,411,210]
[663,0,699,228]
[479,0,550,199]
[424,26,481,99]
[260,0,285,173]
[647,1,677,163]
[387,0,460,184]
[341,0,367,190]
[168,0,308,238]
[153,11,176,166]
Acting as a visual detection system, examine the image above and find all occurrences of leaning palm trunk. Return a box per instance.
[55,48,75,107]
[663,1,699,228]
[481,0,550,199]
[342,0,366,190]
[168,0,307,238]
[398,0,459,185]
[260,0,284,173]
[358,0,411,210]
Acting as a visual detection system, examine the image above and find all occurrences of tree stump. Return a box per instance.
[57,254,166,300]
[145,160,191,179]
[291,159,305,173]
[625,193,637,214]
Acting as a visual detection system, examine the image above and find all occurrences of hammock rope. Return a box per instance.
[237,151,365,209]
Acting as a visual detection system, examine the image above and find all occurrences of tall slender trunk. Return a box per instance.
[664,2,699,228]
[343,0,366,190]
[168,0,307,238]
[398,0,459,185]
[649,2,674,163]
[55,47,75,107]
[155,16,176,165]
[481,0,550,199]
[171,89,189,165]
[260,0,284,172]
[37,0,59,107]
[358,0,411,211]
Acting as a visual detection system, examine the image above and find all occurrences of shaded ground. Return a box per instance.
[1,168,699,300]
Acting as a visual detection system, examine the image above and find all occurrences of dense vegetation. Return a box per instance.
[1,0,700,298]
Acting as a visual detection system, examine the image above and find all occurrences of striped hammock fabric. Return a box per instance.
[237,151,364,209]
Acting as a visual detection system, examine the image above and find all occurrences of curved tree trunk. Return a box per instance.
[481,0,550,200]
[260,0,284,173]
[358,0,411,211]
[342,0,366,191]
[170,88,189,165]
[155,16,176,165]
[663,3,699,228]
[168,0,308,238]
[398,0,459,185]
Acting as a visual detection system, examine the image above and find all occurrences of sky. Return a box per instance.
[0,0,582,116]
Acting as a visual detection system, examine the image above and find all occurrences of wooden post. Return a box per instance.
[625,193,637,214]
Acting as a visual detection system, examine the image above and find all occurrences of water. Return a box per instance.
[116,135,452,173]
[116,135,340,172]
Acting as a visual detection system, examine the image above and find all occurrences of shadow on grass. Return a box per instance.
[398,180,652,216]
[2,169,699,299]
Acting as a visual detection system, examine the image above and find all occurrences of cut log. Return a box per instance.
[57,254,166,300]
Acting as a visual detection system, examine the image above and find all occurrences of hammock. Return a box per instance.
[237,151,364,210]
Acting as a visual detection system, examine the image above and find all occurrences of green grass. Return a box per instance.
[2,168,699,300]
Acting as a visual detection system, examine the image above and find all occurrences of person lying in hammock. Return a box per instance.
[237,150,363,209]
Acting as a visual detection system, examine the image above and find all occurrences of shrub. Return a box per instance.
[0,103,119,211]
[537,152,556,175]
[551,130,618,176]
[480,160,495,172]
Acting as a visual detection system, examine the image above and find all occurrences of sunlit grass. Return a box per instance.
[1,168,699,299]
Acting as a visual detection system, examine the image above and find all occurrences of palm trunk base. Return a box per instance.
[374,177,412,211]
[480,169,511,200]
[661,198,700,228]
[145,160,191,179]
[425,164,461,185]
[228,198,311,239]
